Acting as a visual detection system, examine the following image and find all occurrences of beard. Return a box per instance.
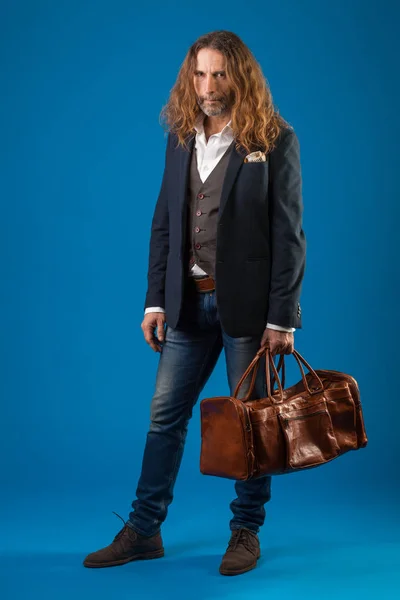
[197,91,233,116]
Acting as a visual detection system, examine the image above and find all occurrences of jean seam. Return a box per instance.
[167,329,222,485]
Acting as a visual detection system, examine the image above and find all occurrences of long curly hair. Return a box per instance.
[160,30,291,155]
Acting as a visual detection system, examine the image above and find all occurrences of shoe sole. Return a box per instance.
[83,548,165,568]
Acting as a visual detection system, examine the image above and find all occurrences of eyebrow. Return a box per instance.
[194,69,226,75]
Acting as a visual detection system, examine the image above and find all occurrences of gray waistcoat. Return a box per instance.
[186,140,235,279]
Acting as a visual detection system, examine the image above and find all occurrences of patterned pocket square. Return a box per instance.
[244,150,266,163]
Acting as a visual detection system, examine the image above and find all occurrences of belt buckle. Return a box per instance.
[195,277,215,293]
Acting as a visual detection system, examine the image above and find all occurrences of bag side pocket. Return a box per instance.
[324,385,358,453]
[278,402,340,470]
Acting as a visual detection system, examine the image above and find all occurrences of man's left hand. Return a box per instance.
[260,328,294,355]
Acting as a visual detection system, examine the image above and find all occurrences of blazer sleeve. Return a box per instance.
[144,133,171,310]
[266,127,306,329]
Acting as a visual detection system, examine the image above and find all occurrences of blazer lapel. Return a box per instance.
[218,142,247,219]
[178,133,195,220]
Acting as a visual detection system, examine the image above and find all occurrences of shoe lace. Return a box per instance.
[228,529,258,556]
[111,511,129,542]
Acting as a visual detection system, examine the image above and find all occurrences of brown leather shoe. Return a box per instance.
[83,512,164,568]
[219,528,260,576]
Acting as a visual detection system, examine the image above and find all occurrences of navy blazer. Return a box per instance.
[144,126,306,337]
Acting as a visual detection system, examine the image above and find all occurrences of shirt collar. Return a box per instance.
[194,113,233,138]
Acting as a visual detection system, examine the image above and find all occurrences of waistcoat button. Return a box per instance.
[197,193,204,199]
[195,243,201,250]
[196,210,202,216]
[194,226,200,233]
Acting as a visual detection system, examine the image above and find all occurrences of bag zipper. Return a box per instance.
[282,409,327,427]
[244,409,252,431]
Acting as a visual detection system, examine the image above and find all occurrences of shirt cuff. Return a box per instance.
[266,322,296,333]
[144,307,166,314]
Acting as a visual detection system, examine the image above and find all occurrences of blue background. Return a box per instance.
[1,0,399,598]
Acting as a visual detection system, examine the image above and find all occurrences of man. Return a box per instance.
[83,30,306,576]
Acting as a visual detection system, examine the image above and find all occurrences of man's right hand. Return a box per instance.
[141,312,166,352]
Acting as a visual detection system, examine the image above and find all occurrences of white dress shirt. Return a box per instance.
[145,114,295,333]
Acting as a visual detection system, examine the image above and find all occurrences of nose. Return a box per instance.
[205,74,216,94]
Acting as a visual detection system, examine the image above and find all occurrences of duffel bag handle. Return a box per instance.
[233,344,324,404]
[271,354,285,390]
[292,349,324,392]
[232,347,265,401]
[288,348,324,394]
[265,346,324,403]
[233,344,285,402]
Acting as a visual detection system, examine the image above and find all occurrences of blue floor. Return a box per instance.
[1,486,399,600]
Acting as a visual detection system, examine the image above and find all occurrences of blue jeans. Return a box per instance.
[127,285,272,536]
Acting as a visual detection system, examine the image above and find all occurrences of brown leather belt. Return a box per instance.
[192,276,215,293]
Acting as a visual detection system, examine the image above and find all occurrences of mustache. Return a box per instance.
[202,96,223,102]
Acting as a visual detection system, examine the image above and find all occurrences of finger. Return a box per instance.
[270,344,278,356]
[284,342,295,355]
[147,334,161,352]
[273,345,286,356]
[157,320,165,342]
[143,325,160,352]
[142,325,153,342]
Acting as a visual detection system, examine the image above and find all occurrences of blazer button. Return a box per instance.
[197,193,204,199]
[195,243,201,250]
[194,226,200,233]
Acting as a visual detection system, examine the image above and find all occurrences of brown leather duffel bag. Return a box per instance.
[200,344,368,481]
